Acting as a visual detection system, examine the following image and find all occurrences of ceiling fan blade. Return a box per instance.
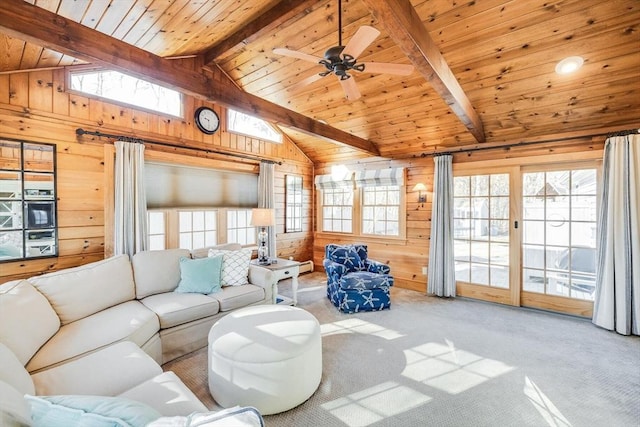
[273,48,322,64]
[339,77,361,101]
[359,62,414,76]
[287,73,325,92]
[342,26,380,59]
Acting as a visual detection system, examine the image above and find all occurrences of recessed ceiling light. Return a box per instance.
[555,56,584,75]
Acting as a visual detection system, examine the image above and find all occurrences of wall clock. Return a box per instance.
[194,106,220,134]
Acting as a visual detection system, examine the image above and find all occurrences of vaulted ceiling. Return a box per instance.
[1,0,639,164]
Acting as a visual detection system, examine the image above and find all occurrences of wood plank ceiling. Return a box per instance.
[1,0,639,164]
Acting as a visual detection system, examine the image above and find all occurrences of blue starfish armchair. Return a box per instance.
[324,244,394,313]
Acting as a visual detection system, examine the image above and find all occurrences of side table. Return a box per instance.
[251,258,300,305]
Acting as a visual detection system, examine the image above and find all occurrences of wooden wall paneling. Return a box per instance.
[28,70,53,112]
[0,75,9,104]
[0,68,313,283]
[52,68,69,116]
[9,73,28,106]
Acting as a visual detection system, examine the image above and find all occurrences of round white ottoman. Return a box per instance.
[207,305,322,415]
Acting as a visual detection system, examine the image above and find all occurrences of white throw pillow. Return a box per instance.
[208,249,252,286]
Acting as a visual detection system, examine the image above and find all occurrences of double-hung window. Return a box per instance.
[316,168,405,238]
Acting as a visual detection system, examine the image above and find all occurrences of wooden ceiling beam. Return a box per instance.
[361,0,486,143]
[0,0,380,156]
[202,0,318,63]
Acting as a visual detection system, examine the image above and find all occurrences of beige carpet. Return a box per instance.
[164,272,640,427]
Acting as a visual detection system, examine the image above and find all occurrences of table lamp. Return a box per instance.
[250,208,275,265]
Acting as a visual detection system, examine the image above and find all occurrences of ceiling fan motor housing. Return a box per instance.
[320,46,364,78]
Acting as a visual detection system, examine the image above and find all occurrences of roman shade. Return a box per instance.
[355,168,405,187]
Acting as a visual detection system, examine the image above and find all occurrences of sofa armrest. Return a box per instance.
[364,259,391,275]
[248,265,276,304]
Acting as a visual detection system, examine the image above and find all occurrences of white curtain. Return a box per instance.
[114,140,148,257]
[592,134,640,335]
[258,161,276,260]
[427,155,456,297]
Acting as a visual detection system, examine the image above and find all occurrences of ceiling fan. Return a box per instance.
[273,0,414,101]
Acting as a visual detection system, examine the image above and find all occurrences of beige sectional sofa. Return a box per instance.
[0,245,275,425]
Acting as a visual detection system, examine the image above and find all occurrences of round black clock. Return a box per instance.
[194,106,220,134]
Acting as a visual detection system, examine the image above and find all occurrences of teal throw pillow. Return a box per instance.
[25,394,161,427]
[176,255,223,294]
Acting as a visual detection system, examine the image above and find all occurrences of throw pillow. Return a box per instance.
[175,255,223,294]
[25,395,161,427]
[208,249,252,286]
[147,406,264,427]
[329,245,363,272]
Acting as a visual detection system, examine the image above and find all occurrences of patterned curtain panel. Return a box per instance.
[354,168,405,187]
[427,155,456,297]
[592,134,640,335]
[314,173,354,189]
[114,140,148,257]
[258,161,276,260]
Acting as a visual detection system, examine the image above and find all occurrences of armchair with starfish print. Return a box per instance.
[323,244,394,313]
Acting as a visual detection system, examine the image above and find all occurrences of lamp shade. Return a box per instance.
[250,208,275,227]
[412,183,427,192]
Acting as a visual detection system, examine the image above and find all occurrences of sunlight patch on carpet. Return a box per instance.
[401,341,515,394]
[320,381,432,427]
[320,318,404,340]
[524,375,573,427]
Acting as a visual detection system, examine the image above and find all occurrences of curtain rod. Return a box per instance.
[75,128,281,165]
[423,127,640,158]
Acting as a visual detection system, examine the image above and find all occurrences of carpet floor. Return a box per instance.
[163,272,640,427]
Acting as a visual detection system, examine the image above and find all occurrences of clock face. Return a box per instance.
[194,107,220,134]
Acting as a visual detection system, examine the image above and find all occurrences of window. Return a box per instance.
[179,210,217,250]
[148,211,166,250]
[0,140,57,261]
[316,168,405,238]
[285,175,303,233]
[362,186,400,236]
[322,187,353,233]
[69,69,182,117]
[147,208,256,250]
[227,209,255,245]
[227,109,282,143]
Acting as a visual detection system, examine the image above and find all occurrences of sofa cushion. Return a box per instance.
[25,394,161,427]
[132,249,191,299]
[191,243,242,259]
[118,371,207,416]
[175,255,223,294]
[26,301,159,373]
[0,280,60,365]
[0,379,32,427]
[209,285,265,312]
[31,341,162,397]
[141,293,220,329]
[30,255,135,325]
[340,271,394,290]
[0,343,35,396]
[208,249,252,286]
[148,406,265,427]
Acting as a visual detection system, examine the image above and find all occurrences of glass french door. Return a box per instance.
[453,171,516,305]
[520,168,597,316]
[453,163,599,316]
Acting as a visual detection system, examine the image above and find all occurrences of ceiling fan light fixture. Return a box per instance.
[555,56,584,75]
